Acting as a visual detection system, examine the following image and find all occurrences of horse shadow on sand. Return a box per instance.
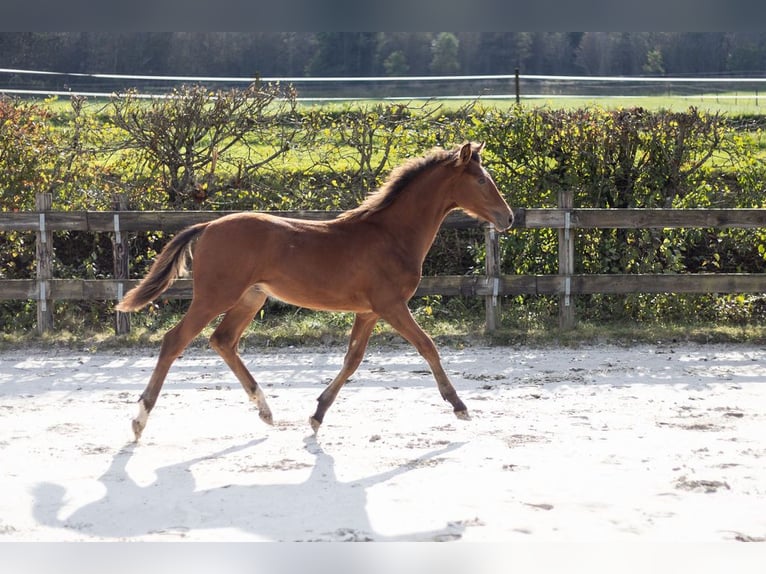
[31,437,467,541]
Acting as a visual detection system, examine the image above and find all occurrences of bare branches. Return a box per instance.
[108,82,297,207]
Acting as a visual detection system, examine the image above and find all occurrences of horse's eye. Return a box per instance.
[478,177,487,185]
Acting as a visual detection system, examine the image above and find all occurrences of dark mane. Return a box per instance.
[338,145,470,222]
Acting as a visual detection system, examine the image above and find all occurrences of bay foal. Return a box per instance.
[117,142,513,440]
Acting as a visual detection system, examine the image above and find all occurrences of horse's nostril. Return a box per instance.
[496,210,514,231]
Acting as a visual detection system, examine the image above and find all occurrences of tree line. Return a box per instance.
[2,32,766,79]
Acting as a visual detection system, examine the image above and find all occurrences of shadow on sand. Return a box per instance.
[32,437,467,541]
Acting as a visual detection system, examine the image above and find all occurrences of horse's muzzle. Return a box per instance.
[492,209,514,232]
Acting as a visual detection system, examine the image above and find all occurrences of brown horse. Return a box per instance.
[117,142,513,441]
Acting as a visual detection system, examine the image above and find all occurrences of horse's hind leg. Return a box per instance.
[380,303,469,420]
[133,301,221,441]
[209,287,273,425]
[309,312,379,433]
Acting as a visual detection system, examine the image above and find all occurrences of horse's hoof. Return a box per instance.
[454,409,471,421]
[309,416,321,435]
[131,419,144,442]
[259,409,274,426]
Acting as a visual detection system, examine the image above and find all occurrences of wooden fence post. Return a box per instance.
[558,189,575,329]
[484,224,501,332]
[112,194,131,334]
[35,192,54,334]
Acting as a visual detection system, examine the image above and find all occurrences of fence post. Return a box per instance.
[558,189,575,329]
[484,224,501,332]
[35,192,54,334]
[112,193,131,334]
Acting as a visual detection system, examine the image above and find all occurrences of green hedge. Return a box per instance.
[1,92,765,331]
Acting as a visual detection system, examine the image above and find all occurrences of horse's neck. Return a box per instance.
[372,169,455,259]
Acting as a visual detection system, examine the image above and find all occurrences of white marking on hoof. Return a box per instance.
[132,400,149,441]
[136,400,149,425]
[309,416,321,435]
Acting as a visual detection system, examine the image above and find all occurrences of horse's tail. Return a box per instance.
[116,222,209,312]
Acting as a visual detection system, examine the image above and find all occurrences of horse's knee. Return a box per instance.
[208,332,223,353]
[209,331,235,356]
[159,328,191,361]
[343,346,366,372]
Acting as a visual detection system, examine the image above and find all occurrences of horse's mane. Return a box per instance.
[338,144,477,222]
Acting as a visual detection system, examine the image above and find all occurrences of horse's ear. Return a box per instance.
[454,142,472,167]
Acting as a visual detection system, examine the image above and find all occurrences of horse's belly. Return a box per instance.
[256,282,372,314]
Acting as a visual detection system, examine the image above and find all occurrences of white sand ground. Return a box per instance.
[0,342,764,543]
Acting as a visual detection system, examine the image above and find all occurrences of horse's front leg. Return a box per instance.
[380,303,469,420]
[310,312,379,433]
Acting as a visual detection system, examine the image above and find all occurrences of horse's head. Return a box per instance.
[449,142,513,232]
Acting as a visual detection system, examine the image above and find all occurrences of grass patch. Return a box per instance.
[4,310,766,354]
[488,320,766,347]
[296,94,766,115]
[516,93,766,115]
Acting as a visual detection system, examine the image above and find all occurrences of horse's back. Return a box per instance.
[190,211,390,312]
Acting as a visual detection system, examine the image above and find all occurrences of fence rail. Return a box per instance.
[4,68,766,102]
[6,207,766,233]
[2,193,766,334]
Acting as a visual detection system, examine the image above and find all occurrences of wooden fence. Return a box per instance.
[2,192,766,335]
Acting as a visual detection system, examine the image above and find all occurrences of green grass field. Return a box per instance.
[519,93,765,116]
[292,92,766,116]
[34,90,766,116]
